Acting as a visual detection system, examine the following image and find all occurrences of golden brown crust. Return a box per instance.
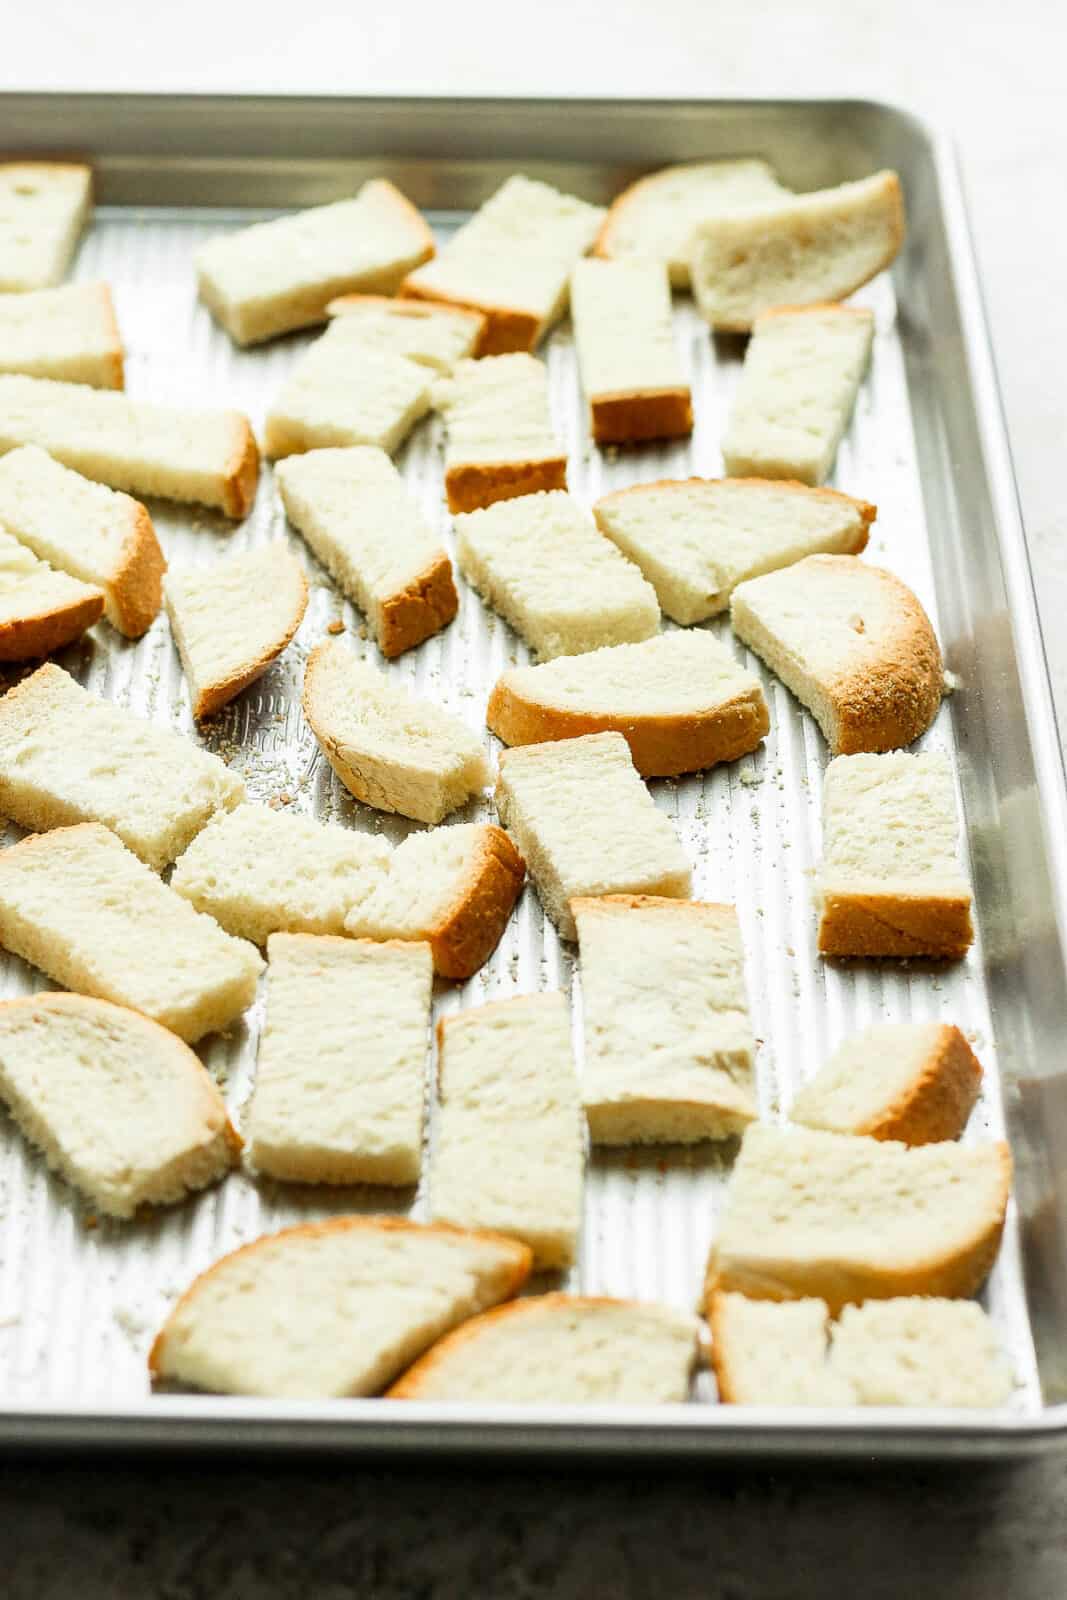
[93,283,125,390]
[428,826,525,980]
[589,387,693,446]
[757,301,876,326]
[185,561,308,722]
[593,474,877,539]
[445,456,568,515]
[378,552,458,658]
[221,417,260,519]
[859,1024,983,1145]
[823,567,944,755]
[109,500,166,637]
[0,581,103,660]
[817,888,974,961]
[398,280,542,356]
[706,1292,745,1403]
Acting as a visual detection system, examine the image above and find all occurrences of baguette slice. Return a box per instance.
[0,824,263,1043]
[163,542,308,720]
[0,992,239,1218]
[429,993,583,1270]
[389,1294,699,1403]
[434,354,567,514]
[704,1123,1011,1314]
[0,445,165,637]
[456,490,660,661]
[816,751,973,960]
[0,164,92,292]
[0,282,123,388]
[343,822,524,979]
[0,526,103,658]
[325,293,485,371]
[303,638,490,824]
[494,732,691,941]
[730,555,943,754]
[171,802,391,946]
[246,933,431,1186]
[196,179,435,346]
[709,1292,853,1405]
[401,175,605,354]
[149,1217,532,1398]
[276,447,457,657]
[593,477,874,625]
[570,258,692,445]
[0,375,258,517]
[487,630,768,778]
[0,663,244,871]
[790,1022,983,1145]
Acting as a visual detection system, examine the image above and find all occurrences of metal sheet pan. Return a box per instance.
[1,94,1066,1458]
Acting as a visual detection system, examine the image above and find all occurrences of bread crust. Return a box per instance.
[427,825,525,979]
[94,283,125,390]
[110,499,166,637]
[445,455,568,515]
[0,579,103,660]
[378,551,459,658]
[398,281,542,356]
[174,556,308,722]
[589,387,693,446]
[222,416,260,519]
[817,888,974,961]
[706,1291,757,1404]
[857,1024,983,1145]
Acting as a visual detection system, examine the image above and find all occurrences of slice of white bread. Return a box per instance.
[196,179,435,346]
[570,259,692,445]
[0,445,165,637]
[344,822,524,980]
[487,630,769,778]
[149,1217,532,1398]
[429,992,584,1270]
[573,895,757,1144]
[730,555,943,754]
[592,159,790,288]
[389,1294,699,1403]
[817,751,974,959]
[704,1123,1011,1315]
[302,638,490,824]
[0,526,103,658]
[709,1292,854,1405]
[0,663,244,870]
[790,1022,983,1145]
[263,318,434,460]
[721,305,875,486]
[246,933,431,1186]
[0,824,263,1043]
[0,164,92,292]
[325,293,485,371]
[163,542,308,720]
[0,991,240,1218]
[494,732,691,941]
[170,802,390,946]
[0,282,123,389]
[434,353,567,514]
[401,175,605,354]
[592,477,874,625]
[275,447,457,657]
[455,490,660,660]
[691,171,905,332]
[0,375,259,517]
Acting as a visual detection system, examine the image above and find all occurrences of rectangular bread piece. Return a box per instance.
[494,732,691,941]
[324,294,485,371]
[0,527,103,659]
[246,933,432,1186]
[0,164,92,292]
[569,258,692,444]
[429,992,584,1268]
[434,354,567,513]
[0,824,263,1043]
[573,895,757,1144]
[276,447,458,657]
[0,282,123,389]
[196,179,435,346]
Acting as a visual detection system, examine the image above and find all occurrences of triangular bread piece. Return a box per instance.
[790,1022,982,1144]
[0,526,103,658]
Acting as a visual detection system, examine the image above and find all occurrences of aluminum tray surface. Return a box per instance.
[0,96,1066,1458]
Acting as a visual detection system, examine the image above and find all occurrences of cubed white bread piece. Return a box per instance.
[592,159,790,288]
[570,259,692,444]
[0,824,263,1043]
[592,477,874,625]
[275,447,457,657]
[264,318,433,460]
[163,542,308,720]
[0,282,123,388]
[196,179,435,346]
[494,732,691,942]
[324,293,485,372]
[487,630,768,778]
[722,305,875,486]
[709,1292,854,1405]
[0,164,92,292]
[573,895,757,1144]
[401,175,605,354]
[171,802,391,946]
[455,491,660,661]
[344,822,524,980]
[704,1124,1011,1315]
[0,992,240,1218]
[0,446,164,636]
[817,752,973,959]
[730,555,943,754]
[246,934,432,1186]
[149,1217,532,1398]
[0,526,103,658]
[790,1022,983,1145]
[302,638,490,824]
[0,375,258,517]
[0,664,244,870]
[429,993,584,1270]
[434,354,568,514]
[389,1294,700,1403]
